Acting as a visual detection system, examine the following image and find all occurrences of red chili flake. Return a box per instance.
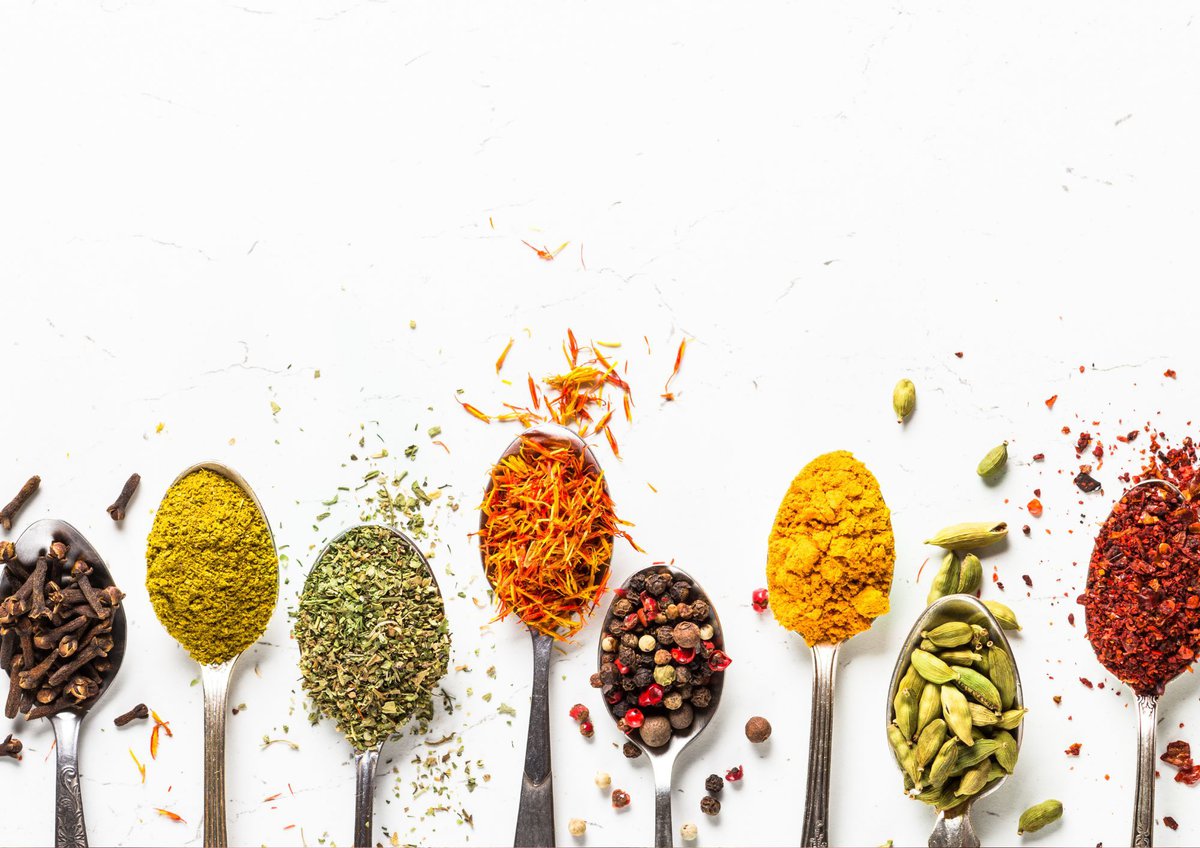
[996,581,1005,591]
[1045,395,1058,409]
[614,659,630,676]
[1053,695,1062,704]
[1027,498,1043,517]
[1074,471,1102,493]
[1165,816,1179,830]
[1079,678,1094,689]
[624,709,644,729]
[638,685,664,707]
[1080,480,1200,695]
[725,765,744,782]
[641,594,659,617]
[1032,453,1045,461]
[954,352,964,358]
[1165,369,1178,379]
[1022,575,1032,587]
[1177,766,1200,785]
[1065,743,1081,756]
[1162,741,1193,768]
[751,587,769,612]
[708,650,732,672]
[671,647,695,664]
[1067,613,1075,626]
[569,704,589,722]
[1127,430,1140,442]
[1075,432,1092,456]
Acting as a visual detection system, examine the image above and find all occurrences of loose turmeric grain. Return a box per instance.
[146,469,277,665]
[767,451,894,645]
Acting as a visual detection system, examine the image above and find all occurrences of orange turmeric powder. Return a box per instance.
[767,451,895,645]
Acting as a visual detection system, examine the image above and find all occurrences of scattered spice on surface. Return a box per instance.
[700,796,721,816]
[567,818,586,837]
[1065,743,1081,756]
[611,789,630,809]
[106,473,141,522]
[1,733,21,759]
[767,451,894,645]
[661,339,688,401]
[751,587,769,613]
[0,476,39,531]
[113,703,149,727]
[479,433,637,641]
[725,765,744,782]
[1027,498,1043,518]
[145,469,277,665]
[745,716,772,743]
[1165,816,1179,830]
[1045,395,1058,409]
[705,774,724,793]
[893,379,916,423]
[294,525,450,752]
[1165,369,1178,379]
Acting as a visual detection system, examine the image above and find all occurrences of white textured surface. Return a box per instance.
[3,2,1200,846]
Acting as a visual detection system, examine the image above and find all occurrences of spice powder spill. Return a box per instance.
[1080,480,1200,695]
[479,435,639,641]
[767,451,894,645]
[294,525,450,752]
[145,469,277,666]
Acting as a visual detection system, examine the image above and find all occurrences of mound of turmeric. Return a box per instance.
[767,450,894,645]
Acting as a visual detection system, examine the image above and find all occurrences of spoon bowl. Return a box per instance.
[157,462,276,848]
[301,523,446,848]
[597,564,725,848]
[2,520,127,848]
[886,594,1023,848]
[479,423,613,848]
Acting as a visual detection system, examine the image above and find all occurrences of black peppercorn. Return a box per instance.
[645,572,670,596]
[676,603,694,619]
[700,796,721,816]
[691,687,712,709]
[668,703,694,730]
[691,600,710,619]
[705,774,724,793]
[633,668,654,689]
[622,741,643,759]
[612,598,635,618]
[621,633,639,648]
[611,703,627,719]
[589,672,603,689]
[620,677,636,692]
[672,581,691,602]
[627,574,646,592]
[654,625,675,646]
[600,663,618,686]
[675,665,691,685]
[609,618,626,635]
[601,652,616,665]
[618,646,637,667]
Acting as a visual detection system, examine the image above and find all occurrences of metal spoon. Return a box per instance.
[886,594,1024,848]
[1,520,128,848]
[479,423,612,848]
[1085,479,1183,848]
[158,462,277,848]
[299,523,447,848]
[597,565,725,848]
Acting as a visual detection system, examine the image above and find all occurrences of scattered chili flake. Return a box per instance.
[153,808,186,823]
[1177,766,1200,785]
[1032,453,1045,461]
[1067,613,1075,626]
[129,748,146,783]
[954,352,963,358]
[1165,816,1179,830]
[1053,695,1062,705]
[495,338,514,374]
[751,588,769,613]
[1022,575,1032,587]
[1027,498,1043,517]
[1074,471,1101,493]
[1165,369,1178,379]
[1162,741,1192,768]
[1080,480,1200,695]
[1045,395,1058,409]
[725,765,744,782]
[1079,678,1094,689]
[478,434,640,640]
[1065,743,1081,756]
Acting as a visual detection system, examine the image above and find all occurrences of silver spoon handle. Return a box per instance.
[354,749,381,847]
[201,660,235,848]
[802,642,840,848]
[515,631,555,847]
[51,712,88,848]
[1132,694,1158,848]
[929,809,979,848]
[653,758,674,848]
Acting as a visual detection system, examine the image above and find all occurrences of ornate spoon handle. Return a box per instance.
[1132,694,1158,848]
[801,642,840,848]
[50,712,88,848]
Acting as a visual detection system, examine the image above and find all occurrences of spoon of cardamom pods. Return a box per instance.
[886,594,1025,848]
[294,524,450,848]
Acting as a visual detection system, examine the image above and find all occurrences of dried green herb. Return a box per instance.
[294,525,450,752]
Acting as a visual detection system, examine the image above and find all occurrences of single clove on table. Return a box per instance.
[1,733,21,759]
[0,476,40,532]
[106,474,141,522]
[1,540,125,720]
[113,703,149,727]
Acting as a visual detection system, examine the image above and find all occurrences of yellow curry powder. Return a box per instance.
[767,451,894,645]
[146,469,278,665]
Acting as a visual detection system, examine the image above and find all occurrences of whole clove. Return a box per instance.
[1,733,22,759]
[113,703,149,727]
[0,477,39,532]
[106,474,140,522]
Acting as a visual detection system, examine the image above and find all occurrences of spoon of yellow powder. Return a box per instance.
[145,464,278,848]
[766,450,895,848]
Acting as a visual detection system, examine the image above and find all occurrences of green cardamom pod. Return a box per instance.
[976,442,1008,477]
[997,707,1028,730]
[987,646,1017,710]
[887,723,922,788]
[994,728,1018,773]
[927,738,960,789]
[919,638,937,652]
[1018,800,1063,835]
[893,689,917,740]
[937,792,969,814]
[941,685,973,746]
[952,666,1003,712]
[924,522,1008,551]
[983,600,1021,631]
[921,622,974,648]
[914,785,945,804]
[970,623,992,646]
[927,551,960,605]
[914,718,947,770]
[938,649,983,666]
[917,681,942,734]
[893,378,916,423]
[952,738,999,771]
[957,553,983,595]
[968,702,1000,727]
[912,650,960,685]
[954,761,992,797]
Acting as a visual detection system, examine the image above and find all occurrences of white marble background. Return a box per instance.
[4,1,1200,846]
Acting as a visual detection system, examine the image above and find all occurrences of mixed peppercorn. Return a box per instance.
[593,566,729,749]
